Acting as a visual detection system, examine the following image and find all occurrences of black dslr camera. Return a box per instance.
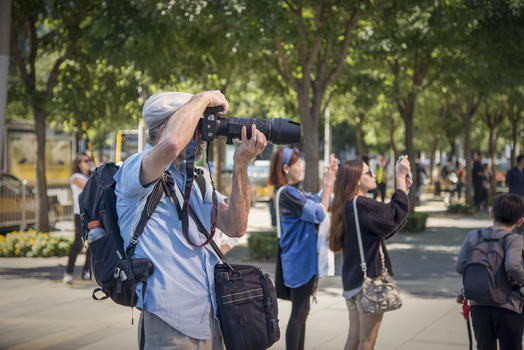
[198,106,301,145]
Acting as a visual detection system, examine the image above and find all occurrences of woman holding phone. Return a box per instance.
[329,156,412,350]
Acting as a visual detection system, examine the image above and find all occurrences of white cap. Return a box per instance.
[142,92,194,129]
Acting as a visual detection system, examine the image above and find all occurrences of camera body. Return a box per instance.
[199,106,301,145]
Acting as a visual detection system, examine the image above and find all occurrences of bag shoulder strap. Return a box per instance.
[352,197,367,277]
[275,186,286,239]
[352,197,387,278]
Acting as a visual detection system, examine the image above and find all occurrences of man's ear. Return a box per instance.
[489,209,494,220]
[159,123,166,136]
[517,217,524,228]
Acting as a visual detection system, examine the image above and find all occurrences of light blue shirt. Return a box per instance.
[114,144,227,339]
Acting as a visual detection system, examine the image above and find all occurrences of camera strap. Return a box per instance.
[179,137,218,247]
[161,173,233,270]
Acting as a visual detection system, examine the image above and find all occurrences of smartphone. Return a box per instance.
[397,155,412,179]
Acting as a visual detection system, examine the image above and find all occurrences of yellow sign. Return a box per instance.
[7,131,72,185]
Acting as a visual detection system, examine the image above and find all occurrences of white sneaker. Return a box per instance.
[62,273,73,284]
[82,270,91,280]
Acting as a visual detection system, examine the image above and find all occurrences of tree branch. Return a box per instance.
[46,45,75,97]
[9,23,33,90]
[318,37,332,80]
[264,50,298,92]
[28,16,38,84]
[324,8,359,88]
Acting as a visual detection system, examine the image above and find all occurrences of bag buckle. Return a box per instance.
[114,266,121,279]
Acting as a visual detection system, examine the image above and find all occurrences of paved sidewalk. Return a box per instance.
[0,195,520,349]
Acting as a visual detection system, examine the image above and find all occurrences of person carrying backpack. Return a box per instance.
[114,91,267,350]
[456,193,524,350]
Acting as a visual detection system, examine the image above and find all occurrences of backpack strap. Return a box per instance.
[479,229,517,243]
[126,177,167,258]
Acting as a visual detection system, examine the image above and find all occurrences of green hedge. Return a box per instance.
[248,231,278,261]
[402,213,429,232]
[447,204,479,214]
[0,230,72,257]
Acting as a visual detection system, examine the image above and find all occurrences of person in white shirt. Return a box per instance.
[63,153,92,284]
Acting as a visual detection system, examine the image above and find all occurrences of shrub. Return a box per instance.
[0,230,72,257]
[248,231,278,261]
[447,204,478,215]
[402,213,429,232]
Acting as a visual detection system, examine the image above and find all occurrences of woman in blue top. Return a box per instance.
[269,147,338,350]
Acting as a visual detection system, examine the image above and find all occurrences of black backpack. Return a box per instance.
[79,163,159,307]
[462,229,516,304]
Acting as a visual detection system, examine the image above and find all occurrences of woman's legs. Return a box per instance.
[344,308,360,350]
[357,312,384,350]
[66,214,84,275]
[286,276,316,350]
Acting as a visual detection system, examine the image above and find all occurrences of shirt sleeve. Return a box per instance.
[505,170,512,186]
[114,151,156,200]
[357,190,409,238]
[281,186,326,224]
[505,234,524,285]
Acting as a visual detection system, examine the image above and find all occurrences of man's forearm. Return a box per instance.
[221,163,250,237]
[140,97,209,185]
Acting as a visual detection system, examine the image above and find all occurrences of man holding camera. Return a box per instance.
[114,91,267,349]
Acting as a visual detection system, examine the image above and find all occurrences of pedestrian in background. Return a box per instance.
[456,193,524,350]
[473,152,485,208]
[328,156,412,350]
[506,154,524,234]
[373,154,388,203]
[63,153,92,284]
[455,161,465,201]
[269,147,338,350]
[506,154,524,197]
[415,156,427,206]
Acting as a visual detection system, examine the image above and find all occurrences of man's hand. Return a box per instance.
[192,90,229,115]
[233,124,268,166]
[217,124,267,237]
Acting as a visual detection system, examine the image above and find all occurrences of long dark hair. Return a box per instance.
[72,153,90,175]
[328,160,363,252]
[269,148,300,188]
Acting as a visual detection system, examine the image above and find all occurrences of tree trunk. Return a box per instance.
[34,106,50,232]
[488,125,499,196]
[356,111,365,156]
[298,92,320,193]
[429,134,440,184]
[460,94,479,207]
[449,139,457,160]
[508,106,520,168]
[485,104,505,197]
[388,113,398,188]
[401,97,416,212]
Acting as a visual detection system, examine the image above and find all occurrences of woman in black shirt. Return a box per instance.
[329,157,412,350]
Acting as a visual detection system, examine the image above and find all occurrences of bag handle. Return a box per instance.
[352,197,387,279]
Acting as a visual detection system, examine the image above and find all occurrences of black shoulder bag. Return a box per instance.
[161,138,280,350]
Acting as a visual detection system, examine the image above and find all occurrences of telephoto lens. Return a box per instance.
[200,106,301,145]
[216,117,301,145]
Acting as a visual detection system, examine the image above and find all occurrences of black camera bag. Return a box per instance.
[214,263,280,350]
